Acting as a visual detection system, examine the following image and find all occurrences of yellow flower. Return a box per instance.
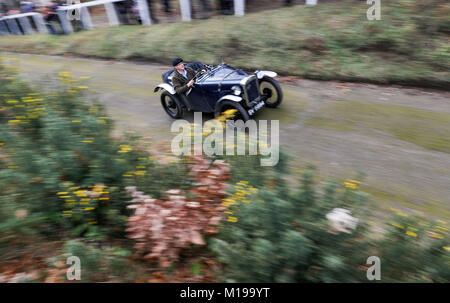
[227,216,238,223]
[223,109,238,115]
[443,246,450,252]
[436,226,449,232]
[427,232,444,239]
[93,184,105,193]
[58,71,72,77]
[406,231,417,237]
[118,144,132,153]
[392,223,405,229]
[344,181,357,190]
[74,190,87,197]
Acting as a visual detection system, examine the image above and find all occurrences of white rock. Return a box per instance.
[326,208,359,234]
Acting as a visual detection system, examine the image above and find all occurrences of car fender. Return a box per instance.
[154,83,176,95]
[215,95,243,112]
[255,70,278,79]
[218,95,242,103]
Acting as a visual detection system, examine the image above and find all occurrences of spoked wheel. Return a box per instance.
[215,100,250,123]
[161,91,184,119]
[259,77,283,108]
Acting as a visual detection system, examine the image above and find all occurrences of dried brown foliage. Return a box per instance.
[126,155,230,268]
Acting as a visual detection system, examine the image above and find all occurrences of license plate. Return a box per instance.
[248,101,265,116]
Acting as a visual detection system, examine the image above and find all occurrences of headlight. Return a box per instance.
[231,85,242,96]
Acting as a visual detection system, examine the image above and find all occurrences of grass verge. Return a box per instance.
[0,0,449,89]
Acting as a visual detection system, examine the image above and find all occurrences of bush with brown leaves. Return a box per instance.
[125,155,230,268]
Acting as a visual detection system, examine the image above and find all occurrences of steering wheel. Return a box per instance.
[186,65,211,95]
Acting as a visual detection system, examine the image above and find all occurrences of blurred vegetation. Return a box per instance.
[0,0,448,88]
[0,61,194,258]
[211,165,450,282]
[0,59,448,282]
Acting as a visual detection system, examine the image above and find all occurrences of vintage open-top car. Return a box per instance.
[154,62,283,121]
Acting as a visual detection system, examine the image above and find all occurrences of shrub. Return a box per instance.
[0,64,196,246]
[43,240,135,282]
[125,155,230,268]
[211,168,449,282]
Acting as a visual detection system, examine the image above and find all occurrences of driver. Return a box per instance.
[171,58,196,95]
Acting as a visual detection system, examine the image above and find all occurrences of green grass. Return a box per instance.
[304,117,357,131]
[308,101,450,153]
[0,0,449,88]
[359,185,450,220]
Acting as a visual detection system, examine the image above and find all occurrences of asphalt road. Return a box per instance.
[2,52,449,221]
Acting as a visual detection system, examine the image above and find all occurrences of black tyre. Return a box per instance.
[161,91,184,119]
[215,100,250,122]
[259,76,283,108]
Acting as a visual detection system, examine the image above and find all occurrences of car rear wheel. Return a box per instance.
[215,100,250,122]
[161,91,184,119]
[259,77,283,108]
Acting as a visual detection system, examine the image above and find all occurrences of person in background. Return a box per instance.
[146,0,159,24]
[20,1,35,13]
[192,0,210,19]
[116,0,134,25]
[0,2,8,17]
[161,0,170,13]
[217,0,232,15]
[42,1,59,34]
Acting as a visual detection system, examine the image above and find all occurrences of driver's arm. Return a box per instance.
[173,77,189,95]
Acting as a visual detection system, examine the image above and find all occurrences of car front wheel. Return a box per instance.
[259,77,283,108]
[215,100,250,122]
